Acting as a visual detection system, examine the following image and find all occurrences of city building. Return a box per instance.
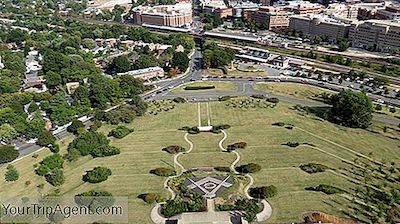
[349,19,400,52]
[118,67,165,80]
[324,3,359,19]
[132,3,192,27]
[289,15,351,40]
[230,1,260,18]
[248,6,292,30]
[282,1,324,15]
[376,4,400,21]
[271,55,290,68]
[24,51,47,93]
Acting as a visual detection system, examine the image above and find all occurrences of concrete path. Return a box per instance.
[206,199,215,212]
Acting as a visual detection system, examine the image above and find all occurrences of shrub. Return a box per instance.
[300,163,329,174]
[390,107,396,113]
[45,168,65,186]
[83,167,112,183]
[188,127,200,134]
[5,164,19,182]
[67,120,85,134]
[108,126,134,139]
[89,120,102,131]
[90,145,120,158]
[101,106,136,124]
[67,131,110,157]
[236,163,261,173]
[235,199,262,222]
[173,97,186,103]
[36,154,64,176]
[285,142,300,147]
[162,145,185,154]
[305,184,344,194]
[49,144,60,153]
[184,85,215,90]
[150,167,176,177]
[251,94,266,99]
[214,166,231,172]
[138,193,161,204]
[249,185,278,199]
[375,104,383,111]
[0,145,19,164]
[219,96,233,101]
[227,142,247,151]
[272,122,285,126]
[37,130,56,147]
[216,204,236,211]
[266,97,279,104]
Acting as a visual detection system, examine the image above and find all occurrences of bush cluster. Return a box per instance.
[83,167,112,183]
[285,142,300,147]
[66,131,120,161]
[150,167,176,177]
[300,163,329,174]
[227,142,247,151]
[249,185,278,199]
[0,145,19,164]
[89,120,102,131]
[236,163,261,173]
[161,190,205,217]
[97,106,136,125]
[108,126,134,139]
[180,126,200,134]
[211,124,230,133]
[172,97,186,103]
[138,193,162,204]
[162,145,185,154]
[214,166,231,172]
[305,184,344,194]
[67,120,85,134]
[36,154,65,186]
[235,199,262,222]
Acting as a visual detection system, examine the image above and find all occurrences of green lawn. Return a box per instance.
[171,81,237,93]
[0,99,399,223]
[253,82,335,102]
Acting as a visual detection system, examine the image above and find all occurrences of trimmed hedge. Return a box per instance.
[162,145,185,154]
[0,145,19,164]
[150,167,176,177]
[184,85,215,90]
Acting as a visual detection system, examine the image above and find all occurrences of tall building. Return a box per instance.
[289,15,351,40]
[324,3,359,19]
[349,20,400,51]
[248,6,292,30]
[376,4,400,21]
[132,3,192,27]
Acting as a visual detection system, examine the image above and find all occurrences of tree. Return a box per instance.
[249,185,277,199]
[83,167,112,183]
[235,163,261,173]
[110,55,131,73]
[150,167,176,176]
[67,119,85,134]
[0,145,19,164]
[171,52,189,73]
[67,131,110,157]
[36,154,64,176]
[5,164,19,181]
[45,168,65,186]
[37,130,56,147]
[331,90,373,128]
[82,38,97,49]
[0,124,18,143]
[108,126,134,139]
[45,71,62,88]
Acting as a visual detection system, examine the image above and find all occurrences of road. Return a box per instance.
[12,41,400,161]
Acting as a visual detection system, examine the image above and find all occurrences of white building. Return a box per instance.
[118,67,164,80]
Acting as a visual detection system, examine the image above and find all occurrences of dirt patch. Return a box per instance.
[303,212,358,224]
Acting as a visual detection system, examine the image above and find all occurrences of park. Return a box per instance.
[1,87,399,223]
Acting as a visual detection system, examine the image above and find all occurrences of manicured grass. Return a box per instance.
[0,99,399,223]
[253,82,335,102]
[171,81,237,93]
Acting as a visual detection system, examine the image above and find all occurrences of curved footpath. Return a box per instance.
[153,133,195,224]
[219,130,272,222]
